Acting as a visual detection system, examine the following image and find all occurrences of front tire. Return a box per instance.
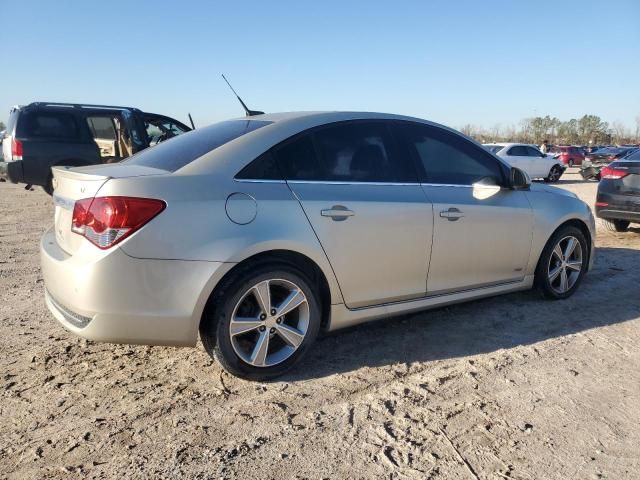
[545,165,562,183]
[535,225,588,300]
[604,219,630,232]
[200,264,321,380]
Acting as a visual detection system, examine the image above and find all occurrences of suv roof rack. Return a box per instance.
[28,102,141,112]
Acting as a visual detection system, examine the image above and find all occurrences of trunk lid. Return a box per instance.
[52,164,167,255]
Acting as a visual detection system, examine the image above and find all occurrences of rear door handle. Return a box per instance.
[321,205,355,221]
[440,208,464,221]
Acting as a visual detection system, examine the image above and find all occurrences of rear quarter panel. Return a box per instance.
[97,174,344,305]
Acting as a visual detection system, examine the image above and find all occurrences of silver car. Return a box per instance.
[41,112,596,380]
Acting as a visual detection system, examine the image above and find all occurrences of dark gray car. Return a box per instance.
[1,102,191,194]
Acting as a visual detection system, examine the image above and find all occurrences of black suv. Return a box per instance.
[1,102,191,194]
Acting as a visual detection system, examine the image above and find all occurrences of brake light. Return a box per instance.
[11,138,23,160]
[600,166,629,180]
[595,201,608,207]
[71,196,166,249]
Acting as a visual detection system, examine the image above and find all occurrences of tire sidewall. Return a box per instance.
[536,226,588,299]
[206,265,322,380]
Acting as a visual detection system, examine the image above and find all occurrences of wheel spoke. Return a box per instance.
[229,317,262,336]
[563,237,577,259]
[553,243,564,261]
[251,281,271,316]
[275,324,305,348]
[250,330,270,366]
[560,268,569,292]
[276,289,307,317]
[566,260,582,272]
[548,265,562,282]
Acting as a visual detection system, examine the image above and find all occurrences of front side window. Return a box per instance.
[398,123,505,185]
[526,146,543,157]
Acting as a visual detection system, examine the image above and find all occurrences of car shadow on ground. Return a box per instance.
[284,246,640,381]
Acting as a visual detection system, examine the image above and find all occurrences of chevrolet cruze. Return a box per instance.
[41,112,595,379]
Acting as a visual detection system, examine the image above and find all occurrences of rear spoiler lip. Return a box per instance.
[52,165,110,183]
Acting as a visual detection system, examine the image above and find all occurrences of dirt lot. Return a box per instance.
[1,170,639,480]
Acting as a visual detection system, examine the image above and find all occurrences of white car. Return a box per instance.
[483,143,566,182]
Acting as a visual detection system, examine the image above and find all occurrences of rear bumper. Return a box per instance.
[596,191,640,223]
[40,226,231,346]
[596,207,640,223]
[0,160,24,183]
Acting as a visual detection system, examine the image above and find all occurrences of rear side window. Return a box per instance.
[507,146,528,156]
[86,116,117,140]
[17,111,78,139]
[236,151,282,180]
[125,120,272,172]
[397,123,504,185]
[275,121,416,183]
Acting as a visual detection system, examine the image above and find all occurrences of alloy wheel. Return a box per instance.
[547,235,583,294]
[229,279,310,367]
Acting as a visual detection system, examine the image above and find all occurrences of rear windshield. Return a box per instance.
[483,145,504,154]
[125,120,272,172]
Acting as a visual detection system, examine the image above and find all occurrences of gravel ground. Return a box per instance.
[1,170,639,479]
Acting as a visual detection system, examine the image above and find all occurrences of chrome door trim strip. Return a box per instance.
[233,179,287,184]
[287,180,421,186]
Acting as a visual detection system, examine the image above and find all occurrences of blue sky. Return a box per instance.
[2,0,639,130]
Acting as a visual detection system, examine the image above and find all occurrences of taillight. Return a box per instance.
[71,196,166,249]
[600,166,629,180]
[595,201,609,207]
[11,138,23,160]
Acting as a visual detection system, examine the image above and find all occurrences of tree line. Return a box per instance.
[460,115,640,146]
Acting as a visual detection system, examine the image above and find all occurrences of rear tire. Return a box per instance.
[535,225,588,300]
[200,263,321,380]
[42,175,54,196]
[604,219,630,232]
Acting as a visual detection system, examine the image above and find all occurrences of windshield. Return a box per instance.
[125,120,272,172]
[483,144,504,154]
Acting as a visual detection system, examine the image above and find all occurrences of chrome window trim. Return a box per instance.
[233,178,286,184]
[286,180,421,186]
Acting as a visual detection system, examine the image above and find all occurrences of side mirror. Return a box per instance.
[510,167,531,190]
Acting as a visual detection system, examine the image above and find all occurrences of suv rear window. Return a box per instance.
[125,120,272,172]
[17,111,79,139]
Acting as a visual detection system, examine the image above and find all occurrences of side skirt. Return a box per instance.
[327,275,535,331]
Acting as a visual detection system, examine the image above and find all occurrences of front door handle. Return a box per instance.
[321,205,355,221]
[440,207,464,221]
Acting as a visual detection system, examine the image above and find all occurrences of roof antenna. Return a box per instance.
[221,74,264,117]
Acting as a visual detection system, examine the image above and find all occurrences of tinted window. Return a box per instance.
[125,120,271,172]
[526,146,543,157]
[274,134,320,180]
[276,121,416,182]
[86,116,117,140]
[399,123,504,185]
[236,151,282,180]
[507,146,528,156]
[483,144,505,154]
[18,111,78,139]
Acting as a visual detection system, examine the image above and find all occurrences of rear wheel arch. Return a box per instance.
[199,250,332,337]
